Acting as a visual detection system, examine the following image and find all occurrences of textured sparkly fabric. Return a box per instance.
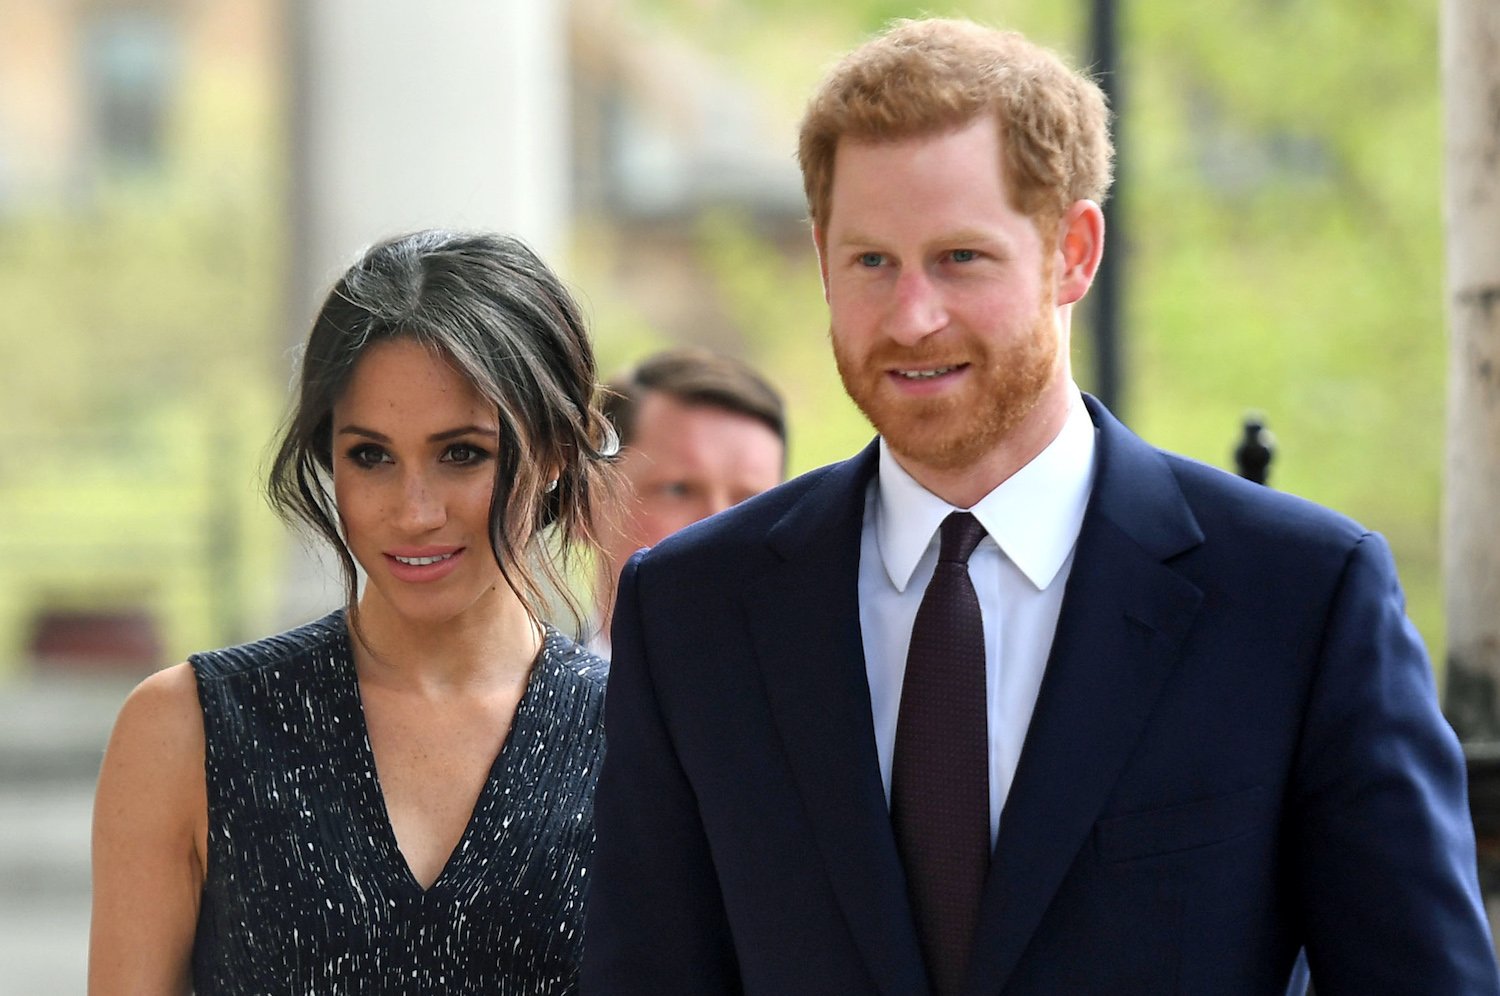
[188,611,606,995]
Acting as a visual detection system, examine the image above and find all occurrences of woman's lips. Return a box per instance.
[383,547,464,582]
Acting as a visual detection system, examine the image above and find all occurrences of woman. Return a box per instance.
[89,230,617,994]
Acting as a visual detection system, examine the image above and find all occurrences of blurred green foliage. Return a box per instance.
[1,48,288,672]
[0,186,289,671]
[601,0,1450,661]
[2,0,1450,675]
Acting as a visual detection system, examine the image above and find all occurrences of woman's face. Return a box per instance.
[331,338,509,629]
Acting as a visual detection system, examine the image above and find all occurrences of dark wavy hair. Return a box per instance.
[267,229,617,630]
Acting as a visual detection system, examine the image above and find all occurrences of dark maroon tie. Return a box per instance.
[891,511,990,996]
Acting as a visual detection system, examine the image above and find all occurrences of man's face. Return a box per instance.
[818,116,1070,482]
[603,390,784,583]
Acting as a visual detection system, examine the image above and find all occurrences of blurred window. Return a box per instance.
[80,12,180,171]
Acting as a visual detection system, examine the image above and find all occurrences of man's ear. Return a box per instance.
[813,226,831,304]
[1055,199,1105,307]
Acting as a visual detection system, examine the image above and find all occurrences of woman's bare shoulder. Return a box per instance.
[99,663,205,810]
[112,663,203,751]
[90,663,205,994]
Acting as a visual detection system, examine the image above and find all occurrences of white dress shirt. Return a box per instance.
[859,389,1097,846]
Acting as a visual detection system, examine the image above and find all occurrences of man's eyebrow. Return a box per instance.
[833,227,1004,247]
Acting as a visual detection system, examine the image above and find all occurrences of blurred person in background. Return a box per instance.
[584,17,1499,995]
[90,230,616,994]
[592,347,785,655]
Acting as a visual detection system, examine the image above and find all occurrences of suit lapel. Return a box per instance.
[966,398,1206,993]
[747,442,931,996]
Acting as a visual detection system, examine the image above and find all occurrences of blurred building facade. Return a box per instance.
[0,2,806,986]
[0,0,286,681]
[0,0,807,682]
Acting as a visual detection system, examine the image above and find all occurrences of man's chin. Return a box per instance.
[881,427,999,473]
[866,393,1041,474]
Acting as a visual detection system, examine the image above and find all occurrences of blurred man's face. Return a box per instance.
[603,391,784,587]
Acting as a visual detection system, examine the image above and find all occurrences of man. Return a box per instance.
[592,347,785,653]
[584,18,1499,995]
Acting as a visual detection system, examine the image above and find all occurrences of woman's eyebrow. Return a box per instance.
[334,424,499,443]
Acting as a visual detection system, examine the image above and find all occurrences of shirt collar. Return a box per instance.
[874,389,1097,593]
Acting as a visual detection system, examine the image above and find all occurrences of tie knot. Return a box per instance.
[937,512,986,565]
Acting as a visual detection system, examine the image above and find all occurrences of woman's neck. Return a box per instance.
[349,586,542,696]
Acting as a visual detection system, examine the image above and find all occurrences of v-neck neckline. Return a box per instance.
[334,617,555,898]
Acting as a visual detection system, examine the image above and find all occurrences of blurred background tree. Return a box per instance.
[591,0,1449,658]
[0,2,287,673]
[0,0,1449,667]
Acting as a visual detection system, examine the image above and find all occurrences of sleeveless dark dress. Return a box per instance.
[188,611,606,995]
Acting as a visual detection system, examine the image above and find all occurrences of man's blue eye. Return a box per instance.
[950,249,977,263]
[858,252,883,267]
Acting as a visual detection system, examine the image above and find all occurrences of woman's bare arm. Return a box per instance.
[88,663,206,995]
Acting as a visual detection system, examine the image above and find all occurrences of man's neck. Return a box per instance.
[890,387,1075,508]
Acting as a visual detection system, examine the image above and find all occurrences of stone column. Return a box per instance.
[280,0,571,621]
[1441,0,1500,739]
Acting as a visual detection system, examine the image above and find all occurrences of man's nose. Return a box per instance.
[884,267,948,345]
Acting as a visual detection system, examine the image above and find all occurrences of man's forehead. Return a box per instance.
[630,392,781,460]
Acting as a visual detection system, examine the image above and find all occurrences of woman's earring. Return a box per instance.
[599,422,621,459]
[544,478,559,494]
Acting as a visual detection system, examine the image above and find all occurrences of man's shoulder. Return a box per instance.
[1154,445,1369,563]
[1086,395,1369,569]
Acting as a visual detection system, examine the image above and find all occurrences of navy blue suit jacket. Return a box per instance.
[583,397,1499,994]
